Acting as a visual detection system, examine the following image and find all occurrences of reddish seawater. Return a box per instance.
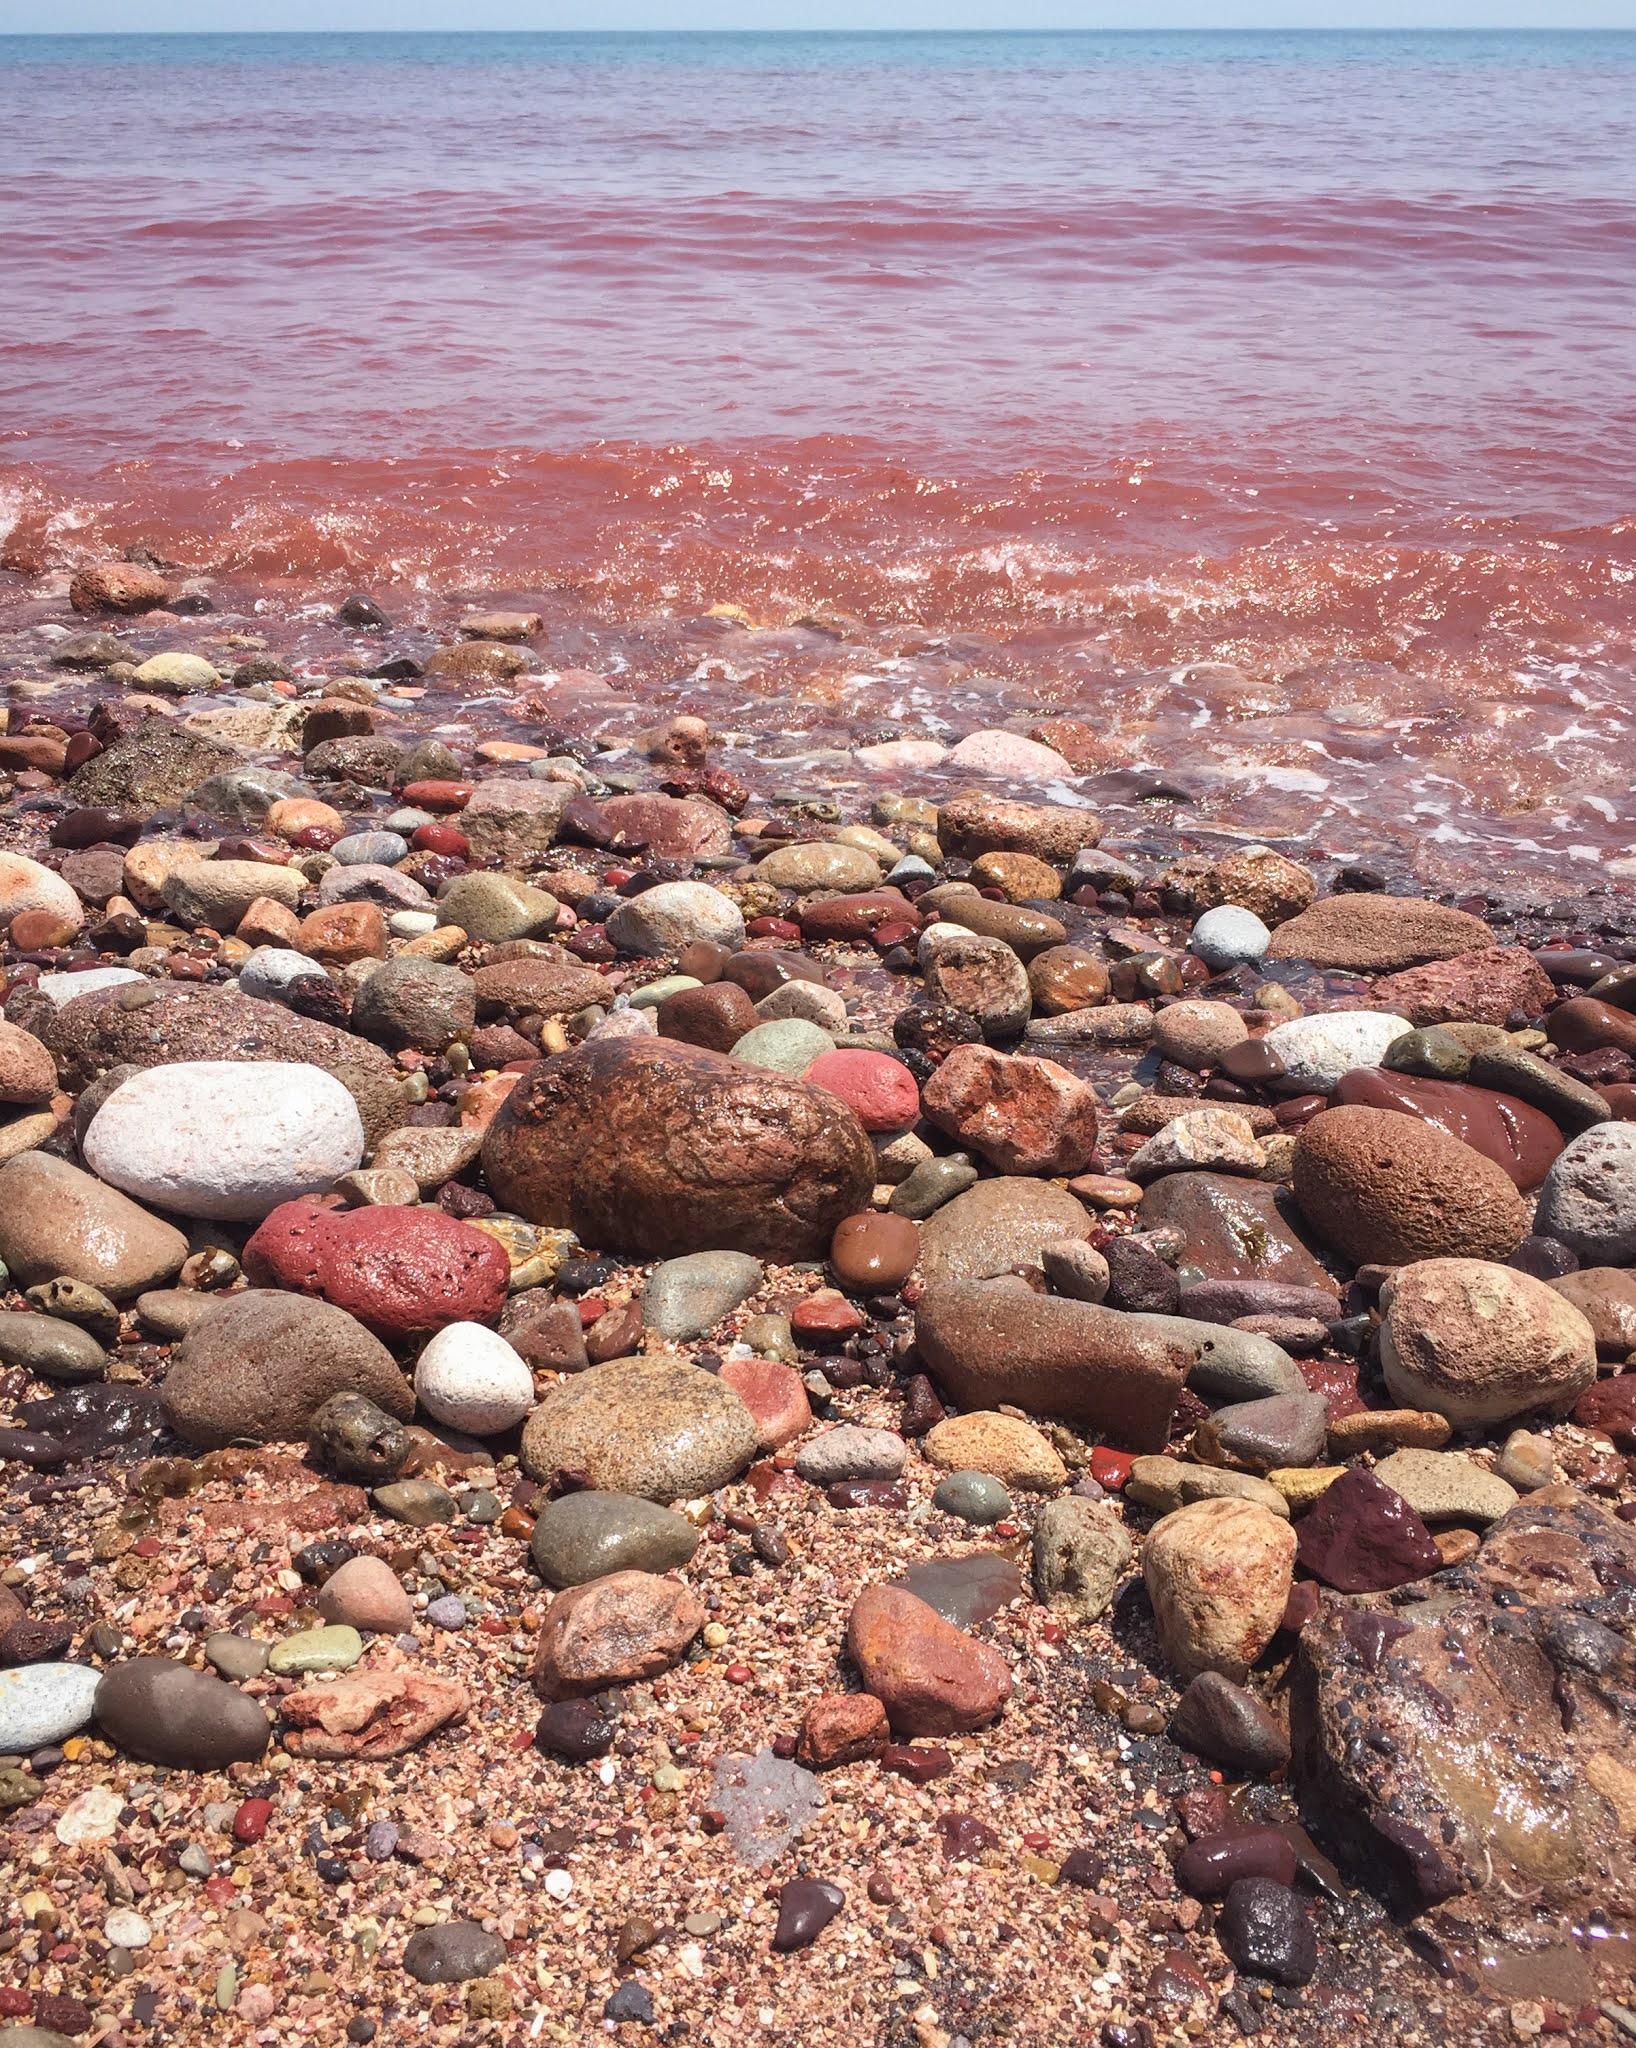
[2,31,1634,882]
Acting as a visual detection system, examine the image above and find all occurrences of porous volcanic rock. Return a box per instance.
[481,1038,875,1260]
[1378,1258,1597,1428]
[243,1200,512,1342]
[1291,1105,1531,1265]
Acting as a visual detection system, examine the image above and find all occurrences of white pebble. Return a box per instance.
[1265,1010,1412,1091]
[413,1322,535,1435]
[1188,903,1271,970]
[543,1868,574,1902]
[103,1908,153,1949]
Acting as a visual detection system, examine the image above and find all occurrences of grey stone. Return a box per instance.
[729,1018,834,1076]
[519,1354,759,1502]
[1372,1448,1519,1525]
[1031,1496,1133,1619]
[709,1749,825,1867]
[794,1425,906,1484]
[931,1470,1013,1526]
[316,862,431,913]
[436,872,560,944]
[1130,1313,1309,1400]
[372,1480,457,1526]
[402,1921,505,1985]
[1125,1455,1291,1519]
[0,1310,106,1383]
[915,1175,1091,1279]
[641,1251,765,1340]
[0,1663,100,1752]
[203,1633,269,1682]
[349,957,476,1054]
[186,767,311,825]
[1194,1391,1330,1474]
[605,880,745,958]
[1536,1123,1636,1261]
[305,1390,412,1483]
[887,1153,978,1220]
[94,1658,271,1770]
[331,832,409,867]
[1382,1026,1474,1081]
[529,1492,701,1588]
[1469,1043,1611,1136]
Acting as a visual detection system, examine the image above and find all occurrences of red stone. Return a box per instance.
[746,916,802,941]
[1089,1447,1135,1491]
[804,1048,920,1133]
[243,1198,512,1341]
[797,1691,888,1768]
[1572,1375,1636,1445]
[233,1796,273,1843]
[797,890,920,943]
[399,779,473,812]
[718,1355,811,1451]
[791,1289,865,1337]
[1331,1069,1561,1189]
[1295,1468,1440,1593]
[412,822,470,857]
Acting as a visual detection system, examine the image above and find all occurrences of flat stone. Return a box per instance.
[1193,1392,1330,1474]
[932,1471,1014,1526]
[204,1633,270,1681]
[922,1411,1066,1491]
[0,1312,106,1385]
[917,1177,1092,1285]
[519,1354,759,1502]
[0,1664,100,1752]
[1371,1449,1519,1525]
[531,1570,703,1700]
[402,1922,505,1985]
[266,1626,363,1677]
[1294,1467,1440,1592]
[1139,1174,1335,1290]
[794,1425,906,1485]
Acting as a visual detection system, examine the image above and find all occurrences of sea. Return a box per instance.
[2,30,1634,884]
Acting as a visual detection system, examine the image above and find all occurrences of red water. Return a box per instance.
[3,31,1635,882]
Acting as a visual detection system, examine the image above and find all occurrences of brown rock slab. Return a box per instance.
[846,1583,1012,1736]
[531,1570,704,1700]
[1138,1173,1336,1290]
[281,1668,469,1758]
[1264,894,1493,972]
[936,794,1102,864]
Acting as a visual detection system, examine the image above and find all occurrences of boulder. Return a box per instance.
[1292,1106,1530,1265]
[1264,895,1494,971]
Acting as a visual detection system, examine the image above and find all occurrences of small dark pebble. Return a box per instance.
[1215,1877,1318,1986]
[604,1978,655,2025]
[826,1480,907,1510]
[771,1878,845,1952]
[535,1699,615,1761]
[937,1813,999,1859]
[1059,1845,1106,1888]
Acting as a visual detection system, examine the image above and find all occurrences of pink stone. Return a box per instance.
[791,1289,866,1337]
[854,740,948,773]
[921,1042,1099,1176]
[945,730,1072,781]
[804,1048,920,1133]
[718,1355,812,1450]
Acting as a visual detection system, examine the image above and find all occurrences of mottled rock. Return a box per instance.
[1031,1496,1132,1619]
[1372,1448,1518,1525]
[1535,1123,1636,1263]
[1292,1106,1530,1265]
[244,1200,511,1342]
[936,794,1102,864]
[1265,895,1493,971]
[921,1042,1098,1175]
[281,1668,468,1758]
[519,1354,758,1501]
[846,1583,1012,1736]
[923,1411,1066,1491]
[1142,1498,1297,1681]
[1379,1259,1597,1428]
[531,1570,704,1700]
[1373,946,1555,1027]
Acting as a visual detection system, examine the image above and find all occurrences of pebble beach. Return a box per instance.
[0,560,1634,2048]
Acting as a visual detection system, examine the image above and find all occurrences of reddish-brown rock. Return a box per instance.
[297,901,387,966]
[936,795,1102,864]
[1142,1498,1297,1682]
[599,793,734,859]
[796,890,919,943]
[1371,946,1554,1026]
[1550,1268,1636,1359]
[1139,1173,1337,1291]
[1292,1105,1531,1266]
[717,1354,811,1450]
[655,980,759,1052]
[469,958,607,1018]
[1264,895,1493,972]
[1294,1468,1441,1592]
[1331,1069,1561,1188]
[797,1691,889,1768]
[243,1199,512,1341]
[921,1042,1098,1175]
[69,560,169,614]
[281,1668,469,1759]
[481,1038,875,1260]
[531,1570,704,1700]
[846,1583,1012,1736]
[830,1211,919,1291]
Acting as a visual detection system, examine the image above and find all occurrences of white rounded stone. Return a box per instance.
[389,910,439,938]
[604,880,745,958]
[0,852,83,936]
[0,1662,100,1752]
[83,1060,365,1220]
[103,1907,153,1949]
[33,966,145,1009]
[914,920,979,968]
[1189,904,1271,970]
[414,1322,535,1435]
[1265,1010,1412,1092]
[238,947,323,1001]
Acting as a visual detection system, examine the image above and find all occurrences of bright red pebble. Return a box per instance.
[871,921,917,949]
[1022,1831,1051,1852]
[1040,1621,1065,1644]
[399,779,472,812]
[510,1728,535,1751]
[745,916,801,941]
[576,1295,607,1325]
[1089,1446,1135,1490]
[0,1990,30,2017]
[804,1047,920,1133]
[725,1664,753,1685]
[204,1877,238,1908]
[412,822,470,857]
[479,1615,509,1635]
[994,1520,1019,1538]
[232,1797,273,1844]
[287,824,339,850]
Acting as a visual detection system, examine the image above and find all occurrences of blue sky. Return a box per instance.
[6,3,1636,28]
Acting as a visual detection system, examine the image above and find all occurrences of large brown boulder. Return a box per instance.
[160,1290,412,1450]
[481,1038,875,1260]
[913,1280,1189,1450]
[1264,895,1493,972]
[1291,1105,1530,1266]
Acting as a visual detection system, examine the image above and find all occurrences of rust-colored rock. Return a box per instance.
[936,794,1102,865]
[481,1038,875,1260]
[1291,1105,1530,1266]
[1139,1173,1337,1291]
[469,958,607,1018]
[1331,1069,1560,1188]
[1264,895,1493,972]
[655,980,758,1052]
[531,1570,704,1700]
[797,1691,889,1768]
[913,1280,1188,1450]
[1193,848,1315,925]
[846,1583,1012,1736]
[1550,1267,1636,1359]
[1371,946,1555,1027]
[70,560,169,614]
[281,1668,469,1759]
[920,1042,1098,1176]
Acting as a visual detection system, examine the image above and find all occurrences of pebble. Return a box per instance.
[529,1492,700,1588]
[1031,1496,1132,1620]
[931,1470,1013,1525]
[412,1321,535,1435]
[1143,1497,1296,1681]
[1189,904,1271,969]
[0,1664,100,1753]
[922,1411,1066,1490]
[1216,1877,1318,1986]
[401,1921,506,1984]
[771,1879,846,1952]
[103,1910,151,1950]
[204,1634,270,1681]
[794,1425,907,1484]
[424,1596,467,1630]
[316,1556,414,1634]
[1294,1467,1440,1592]
[266,1626,363,1676]
[94,1658,271,1770]
[641,1250,765,1340]
[1371,1447,1519,1524]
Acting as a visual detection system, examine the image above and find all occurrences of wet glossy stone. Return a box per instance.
[829,1211,919,1291]
[898,1551,1026,1629]
[1216,1878,1317,1985]
[1332,1068,1561,1188]
[771,1879,845,1952]
[1176,1827,1299,1898]
[1294,1466,1440,1592]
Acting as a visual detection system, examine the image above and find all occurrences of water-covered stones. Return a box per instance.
[482,1038,875,1260]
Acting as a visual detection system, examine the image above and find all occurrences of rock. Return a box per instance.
[94,1658,271,1769]
[430,872,554,944]
[306,1390,413,1482]
[771,1878,846,1952]
[1189,905,1271,970]
[1216,1879,1317,1986]
[1040,1237,1110,1303]
[1292,1106,1531,1265]
[641,1251,764,1340]
[923,1412,1066,1491]
[1176,1827,1299,1897]
[133,650,220,694]
[932,1471,1014,1526]
[1548,1267,1636,1357]
[350,958,476,1053]
[917,1177,1092,1284]
[267,1625,363,1676]
[718,1354,810,1450]
[413,1323,535,1435]
[531,1570,704,1699]
[1468,1042,1611,1135]
[0,1154,187,1301]
[796,1694,888,1769]
[402,1922,505,1985]
[730,1017,834,1076]
[160,1290,411,1450]
[0,1664,100,1752]
[1139,1173,1336,1289]
[1138,1315,1306,1401]
[600,792,733,859]
[656,981,759,1052]
[529,1493,700,1589]
[1535,1123,1636,1262]
[1263,1010,1411,1092]
[0,1022,56,1105]
[1126,1457,1290,1518]
[1293,1467,1440,1591]
[709,1746,826,1864]
[1168,1670,1291,1776]
[1193,1391,1330,1474]
[1326,1408,1452,1457]
[1127,1107,1266,1183]
[795,1425,906,1484]
[160,859,302,931]
[936,794,1102,864]
[519,1354,758,1501]
[606,881,745,957]
[920,935,1031,1038]
[0,1312,106,1384]
[244,1200,512,1341]
[971,848,1062,900]
[1142,1498,1297,1681]
[828,1212,918,1292]
[1153,1000,1249,1072]
[889,1153,979,1220]
[1031,1497,1132,1619]
[1372,1448,1518,1524]
[915,1282,1189,1451]
[82,1061,364,1221]
[757,841,880,891]
[316,1555,414,1634]
[1378,1259,1597,1427]
[373,1480,457,1527]
[471,958,610,1020]
[70,560,169,613]
[1265,895,1493,971]
[1331,1069,1561,1189]
[282,1667,468,1759]
[1373,946,1555,1027]
[1027,945,1110,1014]
[1192,847,1314,924]
[846,1584,1012,1736]
[921,1043,1098,1175]
[483,1038,875,1261]
[0,854,83,938]
[1103,1235,1180,1313]
[804,1048,919,1133]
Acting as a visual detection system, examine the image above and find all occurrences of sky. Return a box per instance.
[5,2,1636,29]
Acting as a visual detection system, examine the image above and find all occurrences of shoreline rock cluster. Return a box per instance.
[2,572,1636,2043]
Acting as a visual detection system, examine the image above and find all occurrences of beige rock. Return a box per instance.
[1380,1258,1597,1428]
[1142,1496,1297,1681]
[922,1412,1067,1492]
[1031,1496,1132,1619]
[1151,1000,1249,1071]
[123,838,220,913]
[1125,1455,1290,1520]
